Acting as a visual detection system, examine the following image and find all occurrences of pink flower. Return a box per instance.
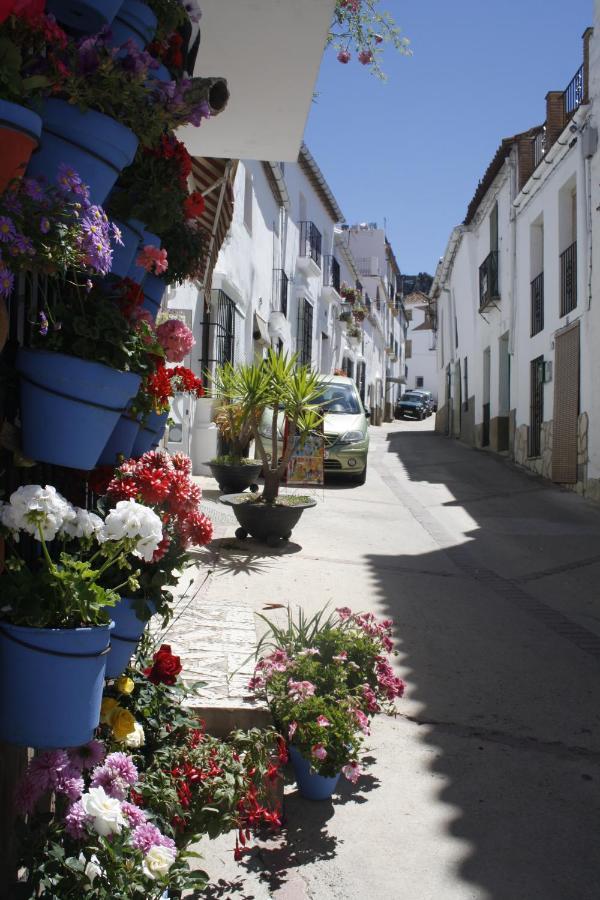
[122,801,148,828]
[332,651,348,662]
[136,245,168,275]
[358,49,373,65]
[298,647,320,657]
[287,679,316,701]
[131,822,176,854]
[288,721,298,740]
[14,776,42,816]
[316,715,331,728]
[353,708,370,735]
[311,743,327,761]
[156,318,195,362]
[336,607,353,620]
[55,773,85,802]
[342,761,362,784]
[362,684,380,713]
[337,49,351,64]
[64,799,89,839]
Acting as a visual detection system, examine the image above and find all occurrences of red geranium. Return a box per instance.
[184,191,205,220]
[144,643,182,685]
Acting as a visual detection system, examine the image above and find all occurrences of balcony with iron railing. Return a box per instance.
[297,220,322,275]
[530,271,544,336]
[272,268,288,317]
[479,250,499,309]
[560,241,577,317]
[322,254,341,302]
[528,60,586,175]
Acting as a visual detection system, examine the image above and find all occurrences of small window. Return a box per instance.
[243,169,253,233]
[463,356,469,411]
[416,376,424,388]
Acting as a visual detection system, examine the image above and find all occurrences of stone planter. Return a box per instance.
[208,461,262,494]
[220,494,316,547]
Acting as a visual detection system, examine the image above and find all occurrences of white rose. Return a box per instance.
[122,721,145,748]
[99,500,163,562]
[78,852,103,888]
[142,844,176,880]
[80,787,126,837]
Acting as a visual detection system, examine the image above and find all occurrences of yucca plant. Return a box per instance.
[219,350,325,502]
[210,362,255,463]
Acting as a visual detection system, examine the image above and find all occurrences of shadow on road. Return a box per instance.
[365,424,600,900]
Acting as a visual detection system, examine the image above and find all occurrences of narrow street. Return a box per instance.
[190,419,600,900]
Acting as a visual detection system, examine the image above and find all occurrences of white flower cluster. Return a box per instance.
[0,486,163,560]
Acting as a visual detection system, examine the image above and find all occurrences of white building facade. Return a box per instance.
[403,291,437,400]
[434,22,600,498]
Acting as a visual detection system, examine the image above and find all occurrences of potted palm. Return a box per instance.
[208,362,262,493]
[218,350,323,546]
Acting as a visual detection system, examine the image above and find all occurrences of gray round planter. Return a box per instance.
[208,461,262,494]
[219,493,316,546]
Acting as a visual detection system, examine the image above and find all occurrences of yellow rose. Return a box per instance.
[115,676,135,695]
[100,697,119,725]
[111,707,136,741]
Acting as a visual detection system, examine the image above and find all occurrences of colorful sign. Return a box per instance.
[286,426,324,486]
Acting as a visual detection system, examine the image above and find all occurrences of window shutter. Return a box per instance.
[552,321,580,483]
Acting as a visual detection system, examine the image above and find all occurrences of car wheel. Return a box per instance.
[418,410,424,420]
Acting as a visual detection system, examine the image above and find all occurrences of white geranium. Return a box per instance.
[99,500,163,562]
[0,501,20,538]
[7,484,73,541]
[121,720,145,748]
[60,507,104,540]
[80,787,126,837]
[142,844,177,880]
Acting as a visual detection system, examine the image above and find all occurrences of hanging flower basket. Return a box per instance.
[105,596,155,679]
[17,349,141,470]
[98,412,141,467]
[288,746,340,800]
[0,100,41,196]
[109,218,146,279]
[107,0,158,51]
[0,621,114,748]
[142,273,166,319]
[131,410,169,457]
[46,0,124,34]
[26,99,139,206]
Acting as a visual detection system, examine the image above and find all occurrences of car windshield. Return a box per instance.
[316,383,362,414]
[401,393,422,402]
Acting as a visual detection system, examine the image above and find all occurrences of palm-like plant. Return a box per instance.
[219,350,324,503]
[210,362,254,462]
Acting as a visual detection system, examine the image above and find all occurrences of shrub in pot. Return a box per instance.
[208,361,262,493]
[0,484,164,747]
[218,350,324,545]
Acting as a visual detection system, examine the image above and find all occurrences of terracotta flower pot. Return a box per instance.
[0,100,41,195]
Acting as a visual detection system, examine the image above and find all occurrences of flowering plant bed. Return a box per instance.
[250,605,405,783]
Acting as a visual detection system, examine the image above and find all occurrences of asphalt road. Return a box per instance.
[196,418,600,900]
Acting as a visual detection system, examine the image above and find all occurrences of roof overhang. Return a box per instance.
[179,0,335,161]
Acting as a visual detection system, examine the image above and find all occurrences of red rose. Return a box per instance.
[144,643,182,685]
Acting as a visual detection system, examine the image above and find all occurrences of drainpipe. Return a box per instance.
[508,150,518,356]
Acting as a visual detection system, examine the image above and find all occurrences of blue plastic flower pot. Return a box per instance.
[105,596,155,678]
[17,348,141,470]
[26,99,139,206]
[46,0,124,33]
[0,621,114,748]
[131,410,168,457]
[0,99,42,194]
[127,228,161,287]
[108,0,157,51]
[288,746,340,800]
[110,218,145,279]
[142,273,165,318]
[147,63,171,83]
[98,413,141,466]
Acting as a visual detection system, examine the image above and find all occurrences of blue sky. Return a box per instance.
[304,0,592,276]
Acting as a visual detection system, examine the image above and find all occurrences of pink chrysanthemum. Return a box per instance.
[131,822,176,854]
[68,740,106,771]
[64,800,89,839]
[122,801,148,828]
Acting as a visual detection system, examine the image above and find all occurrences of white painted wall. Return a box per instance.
[405,303,437,399]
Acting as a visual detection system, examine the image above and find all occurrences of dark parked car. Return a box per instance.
[395,392,429,420]
[410,390,436,415]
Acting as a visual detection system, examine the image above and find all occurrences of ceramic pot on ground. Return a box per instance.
[208,461,262,494]
[288,746,340,801]
[219,494,316,547]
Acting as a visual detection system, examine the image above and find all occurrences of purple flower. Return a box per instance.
[188,99,211,127]
[90,751,138,799]
[14,774,44,815]
[121,801,147,828]
[131,822,176,854]
[76,35,101,74]
[40,217,50,234]
[103,752,138,785]
[12,234,34,256]
[22,178,44,201]
[111,222,123,246]
[64,799,89,839]
[38,311,49,336]
[3,192,22,215]
[0,266,14,299]
[56,164,88,201]
[0,217,15,243]
[68,740,106,771]
[55,773,84,802]
[25,750,70,793]
[119,39,153,76]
